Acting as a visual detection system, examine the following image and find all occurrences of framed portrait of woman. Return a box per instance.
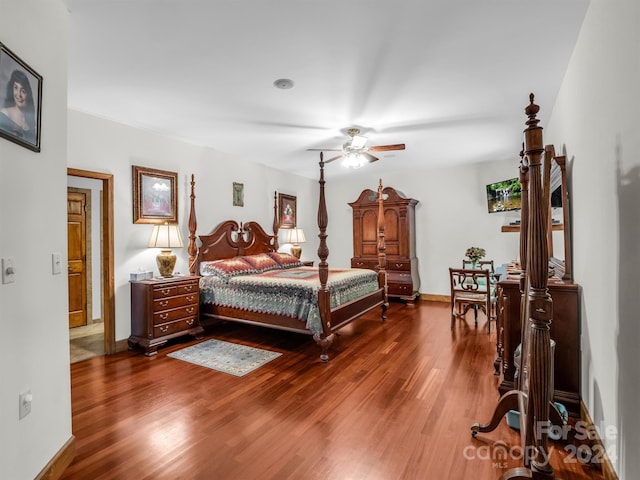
[0,43,43,152]
[132,166,178,224]
[278,193,296,229]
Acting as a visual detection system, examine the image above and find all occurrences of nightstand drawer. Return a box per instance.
[153,305,198,325]
[177,282,198,294]
[153,285,178,299]
[154,317,199,337]
[153,293,198,311]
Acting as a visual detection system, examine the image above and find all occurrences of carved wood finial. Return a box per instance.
[188,174,198,275]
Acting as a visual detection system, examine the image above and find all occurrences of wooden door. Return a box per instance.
[68,191,87,328]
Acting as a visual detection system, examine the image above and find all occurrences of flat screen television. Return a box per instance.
[550,185,562,208]
[486,177,522,213]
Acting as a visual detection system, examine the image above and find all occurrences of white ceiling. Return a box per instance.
[65,0,589,179]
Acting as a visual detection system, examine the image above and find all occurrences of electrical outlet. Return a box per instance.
[19,389,32,420]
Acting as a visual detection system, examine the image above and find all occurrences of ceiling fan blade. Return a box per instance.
[307,148,342,152]
[324,154,344,164]
[362,151,379,163]
[368,144,406,152]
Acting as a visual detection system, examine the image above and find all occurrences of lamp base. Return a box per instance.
[290,244,302,259]
[156,249,177,277]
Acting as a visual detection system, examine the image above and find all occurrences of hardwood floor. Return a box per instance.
[62,301,602,480]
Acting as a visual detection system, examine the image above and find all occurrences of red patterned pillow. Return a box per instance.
[268,252,304,268]
[241,253,280,273]
[199,257,257,278]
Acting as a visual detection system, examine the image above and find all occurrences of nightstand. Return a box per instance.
[128,275,203,356]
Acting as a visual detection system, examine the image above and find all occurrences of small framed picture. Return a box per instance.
[0,42,43,152]
[233,182,244,206]
[132,165,178,224]
[278,193,296,229]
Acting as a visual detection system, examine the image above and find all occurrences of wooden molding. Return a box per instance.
[420,293,449,303]
[35,436,76,480]
[580,400,619,480]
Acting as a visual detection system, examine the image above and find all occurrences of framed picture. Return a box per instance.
[0,42,43,152]
[278,193,296,229]
[132,165,178,224]
[233,182,244,207]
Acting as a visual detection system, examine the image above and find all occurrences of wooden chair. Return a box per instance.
[462,259,494,272]
[449,267,496,332]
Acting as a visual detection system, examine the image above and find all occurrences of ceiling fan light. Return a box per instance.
[342,153,367,169]
[350,135,367,149]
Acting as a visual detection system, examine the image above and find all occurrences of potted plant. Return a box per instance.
[465,246,486,268]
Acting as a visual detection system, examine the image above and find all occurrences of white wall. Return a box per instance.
[545,1,639,478]
[324,160,521,295]
[0,1,72,478]
[67,110,318,341]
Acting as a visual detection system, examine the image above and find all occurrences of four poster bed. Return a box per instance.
[471,94,566,479]
[187,155,389,361]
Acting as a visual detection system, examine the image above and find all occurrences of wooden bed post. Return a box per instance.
[471,94,559,479]
[376,179,388,318]
[188,174,198,276]
[314,153,334,362]
[273,191,279,251]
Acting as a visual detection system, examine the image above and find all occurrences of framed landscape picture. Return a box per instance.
[132,165,178,224]
[278,193,296,228]
[0,42,43,152]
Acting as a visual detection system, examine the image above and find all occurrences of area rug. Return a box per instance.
[167,339,282,376]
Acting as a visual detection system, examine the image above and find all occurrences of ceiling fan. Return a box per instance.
[307,128,405,168]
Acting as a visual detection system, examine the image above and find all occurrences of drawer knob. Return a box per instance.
[160,313,169,320]
[159,301,169,308]
[159,325,169,333]
[184,285,194,291]
[186,319,194,326]
[186,295,195,302]
[160,288,171,296]
[186,307,194,314]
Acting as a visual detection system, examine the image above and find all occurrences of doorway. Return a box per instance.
[67,168,115,361]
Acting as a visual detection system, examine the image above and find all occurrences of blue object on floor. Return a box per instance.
[505,402,568,440]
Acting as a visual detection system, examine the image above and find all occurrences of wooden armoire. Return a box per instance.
[349,186,420,304]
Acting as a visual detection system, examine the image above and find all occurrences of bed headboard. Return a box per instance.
[197,220,276,264]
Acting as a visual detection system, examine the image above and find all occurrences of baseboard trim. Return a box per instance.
[581,400,619,480]
[420,293,449,303]
[115,338,130,353]
[35,435,76,480]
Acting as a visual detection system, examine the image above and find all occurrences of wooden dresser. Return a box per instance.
[496,277,580,415]
[349,186,420,304]
[129,275,203,356]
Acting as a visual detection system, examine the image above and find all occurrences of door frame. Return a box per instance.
[67,168,116,355]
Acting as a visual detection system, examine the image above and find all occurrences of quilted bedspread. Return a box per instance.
[199,266,380,334]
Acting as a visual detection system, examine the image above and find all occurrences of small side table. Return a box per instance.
[128,275,203,356]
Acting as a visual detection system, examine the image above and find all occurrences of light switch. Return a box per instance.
[2,257,15,284]
[52,253,62,275]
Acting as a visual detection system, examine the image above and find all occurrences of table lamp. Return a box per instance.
[285,228,306,259]
[148,223,183,277]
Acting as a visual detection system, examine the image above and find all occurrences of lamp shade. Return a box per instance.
[285,228,306,244]
[148,223,183,277]
[148,223,183,249]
